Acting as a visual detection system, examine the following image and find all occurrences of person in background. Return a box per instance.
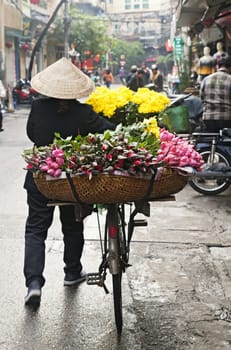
[23,58,115,307]
[102,69,114,88]
[0,80,6,131]
[91,70,101,86]
[119,67,127,85]
[141,64,151,85]
[200,56,231,131]
[126,68,145,91]
[151,64,164,92]
[126,65,137,86]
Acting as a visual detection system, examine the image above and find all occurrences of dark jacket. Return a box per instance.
[24,97,115,190]
[126,73,144,92]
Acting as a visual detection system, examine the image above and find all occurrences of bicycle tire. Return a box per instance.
[107,204,127,333]
[189,147,231,195]
[112,273,122,334]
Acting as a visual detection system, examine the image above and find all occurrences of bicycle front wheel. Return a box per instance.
[112,273,122,333]
[107,204,127,333]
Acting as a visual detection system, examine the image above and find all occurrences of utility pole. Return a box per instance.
[27,0,66,81]
[64,0,71,58]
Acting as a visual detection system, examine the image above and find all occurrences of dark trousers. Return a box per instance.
[24,188,84,288]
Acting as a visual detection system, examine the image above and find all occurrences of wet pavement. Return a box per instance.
[0,106,231,349]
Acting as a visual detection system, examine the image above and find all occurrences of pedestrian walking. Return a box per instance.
[119,67,127,85]
[23,57,115,307]
[102,69,114,88]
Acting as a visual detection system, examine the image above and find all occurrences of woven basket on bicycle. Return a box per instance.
[33,167,188,204]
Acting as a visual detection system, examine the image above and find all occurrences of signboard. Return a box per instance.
[173,37,183,58]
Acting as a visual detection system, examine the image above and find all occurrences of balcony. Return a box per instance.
[4,2,23,31]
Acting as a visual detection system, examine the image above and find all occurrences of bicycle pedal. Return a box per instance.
[87,272,101,285]
[133,219,148,227]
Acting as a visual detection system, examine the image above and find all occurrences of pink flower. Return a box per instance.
[56,157,64,166]
[52,148,64,158]
[101,144,108,151]
[47,168,55,176]
[106,154,113,161]
[27,163,34,170]
[133,159,141,166]
[51,161,60,169]
[45,157,52,165]
[54,169,61,177]
[39,164,49,172]
[114,160,124,169]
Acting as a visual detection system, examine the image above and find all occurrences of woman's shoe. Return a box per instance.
[64,271,87,286]
[25,280,41,306]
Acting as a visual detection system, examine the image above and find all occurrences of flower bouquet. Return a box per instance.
[22,119,203,203]
[85,86,170,126]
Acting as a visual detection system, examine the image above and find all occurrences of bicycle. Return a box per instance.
[48,194,174,334]
[48,198,149,333]
[43,168,180,333]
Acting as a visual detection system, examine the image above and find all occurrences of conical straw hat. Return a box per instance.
[31,57,95,99]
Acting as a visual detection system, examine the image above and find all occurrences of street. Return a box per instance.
[0,105,231,350]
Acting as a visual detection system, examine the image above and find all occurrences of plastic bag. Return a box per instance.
[158,105,190,133]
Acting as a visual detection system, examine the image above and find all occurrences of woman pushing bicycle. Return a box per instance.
[23,58,115,307]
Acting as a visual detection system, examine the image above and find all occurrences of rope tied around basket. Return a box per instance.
[66,172,93,222]
[134,168,157,217]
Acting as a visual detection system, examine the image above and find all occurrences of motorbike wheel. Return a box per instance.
[189,147,231,195]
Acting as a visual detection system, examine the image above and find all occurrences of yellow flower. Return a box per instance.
[85,86,170,123]
[142,117,160,139]
[131,88,170,114]
[85,86,133,117]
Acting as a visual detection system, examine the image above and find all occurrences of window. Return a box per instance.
[134,0,140,9]
[142,0,149,9]
[125,0,131,10]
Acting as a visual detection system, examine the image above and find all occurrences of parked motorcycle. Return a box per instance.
[12,79,38,104]
[189,128,231,195]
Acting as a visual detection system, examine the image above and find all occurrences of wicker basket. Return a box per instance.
[33,168,188,204]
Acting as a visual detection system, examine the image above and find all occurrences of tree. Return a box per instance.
[48,8,145,73]
[48,8,111,62]
[112,39,145,73]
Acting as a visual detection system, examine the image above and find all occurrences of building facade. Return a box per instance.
[100,0,178,63]
[0,0,61,88]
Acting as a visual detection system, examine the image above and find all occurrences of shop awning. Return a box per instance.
[176,0,208,27]
[176,0,231,27]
